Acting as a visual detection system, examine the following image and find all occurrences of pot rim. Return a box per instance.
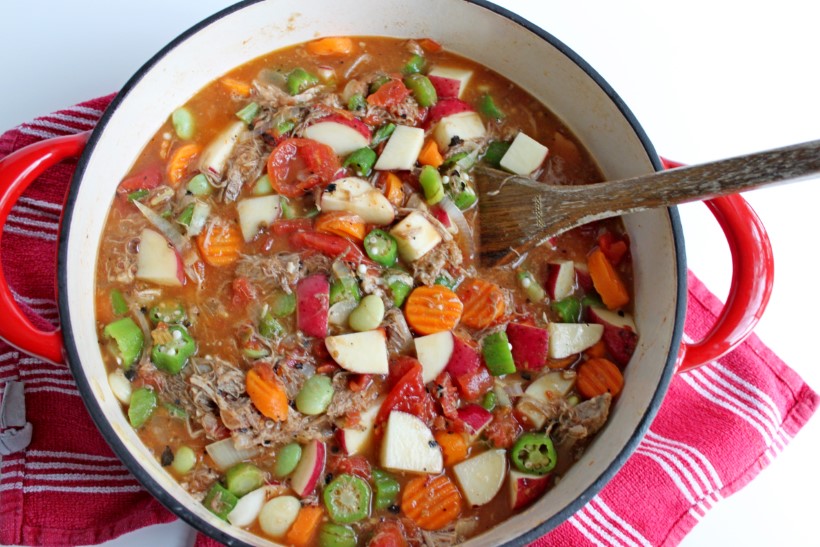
[57,1,686,545]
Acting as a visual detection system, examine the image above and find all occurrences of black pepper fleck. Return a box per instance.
[160,446,174,467]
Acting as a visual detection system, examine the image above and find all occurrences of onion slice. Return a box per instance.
[205,438,260,471]
[439,196,476,260]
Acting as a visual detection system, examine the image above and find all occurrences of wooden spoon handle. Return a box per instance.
[537,138,820,227]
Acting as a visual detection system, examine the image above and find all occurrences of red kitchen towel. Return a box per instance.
[0,96,818,547]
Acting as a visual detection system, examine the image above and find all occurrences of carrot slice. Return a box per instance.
[284,505,324,546]
[417,139,444,168]
[166,143,201,187]
[401,475,462,530]
[306,36,355,56]
[404,286,463,335]
[245,366,289,421]
[220,77,252,97]
[434,431,468,466]
[196,220,243,267]
[456,278,506,329]
[546,355,579,370]
[381,172,405,207]
[587,248,630,310]
[585,339,607,359]
[576,357,624,399]
[418,38,443,53]
[314,211,367,242]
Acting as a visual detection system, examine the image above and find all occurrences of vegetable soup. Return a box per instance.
[95,36,638,546]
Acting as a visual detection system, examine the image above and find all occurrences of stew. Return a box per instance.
[94,36,639,545]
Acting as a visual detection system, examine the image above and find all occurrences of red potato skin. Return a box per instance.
[456,404,493,434]
[427,98,474,126]
[314,113,372,140]
[545,261,576,300]
[506,323,549,371]
[600,326,638,367]
[296,273,330,338]
[428,75,461,99]
[445,336,481,378]
[510,473,552,510]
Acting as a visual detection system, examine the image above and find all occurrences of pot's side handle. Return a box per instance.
[0,131,90,365]
[663,158,775,372]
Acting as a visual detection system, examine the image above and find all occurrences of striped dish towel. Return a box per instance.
[0,96,817,547]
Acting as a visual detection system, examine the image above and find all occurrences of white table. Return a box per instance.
[1,1,818,546]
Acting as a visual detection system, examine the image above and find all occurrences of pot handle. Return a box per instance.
[0,131,90,365]
[663,158,775,372]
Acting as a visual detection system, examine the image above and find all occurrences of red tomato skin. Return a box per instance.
[267,137,340,197]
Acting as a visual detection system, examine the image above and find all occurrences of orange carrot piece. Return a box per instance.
[245,366,289,421]
[166,143,201,186]
[196,220,243,267]
[434,431,468,466]
[417,139,444,168]
[284,505,324,546]
[587,248,630,310]
[585,339,607,359]
[314,211,367,242]
[404,286,463,335]
[546,355,579,370]
[456,278,506,329]
[382,172,405,207]
[576,357,624,399]
[418,38,443,53]
[219,77,252,97]
[402,475,462,530]
[306,36,355,56]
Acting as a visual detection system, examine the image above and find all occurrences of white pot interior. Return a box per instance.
[62,1,683,544]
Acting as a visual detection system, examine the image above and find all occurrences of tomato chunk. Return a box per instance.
[267,137,340,197]
[376,359,436,426]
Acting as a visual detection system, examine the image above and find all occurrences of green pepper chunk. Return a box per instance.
[343,147,377,177]
[511,432,557,476]
[404,73,437,107]
[402,53,426,75]
[347,93,366,112]
[128,387,157,428]
[225,462,266,497]
[318,523,357,547]
[419,165,444,205]
[151,325,196,374]
[363,229,398,267]
[479,93,505,120]
[323,473,371,524]
[110,289,128,316]
[452,189,477,210]
[482,331,516,376]
[371,469,399,511]
[148,301,187,326]
[235,102,260,125]
[481,390,498,411]
[329,277,362,305]
[370,123,396,147]
[483,141,511,168]
[388,280,412,308]
[127,189,149,202]
[286,67,319,95]
[552,296,581,323]
[103,317,144,370]
[176,203,195,227]
[369,74,391,94]
[203,482,239,521]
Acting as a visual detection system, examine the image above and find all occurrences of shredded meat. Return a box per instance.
[412,239,463,286]
[235,252,304,294]
[254,80,328,108]
[554,393,612,453]
[384,308,413,355]
[179,462,220,501]
[223,131,266,202]
[326,372,380,423]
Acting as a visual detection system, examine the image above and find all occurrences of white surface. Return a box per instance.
[1,1,818,546]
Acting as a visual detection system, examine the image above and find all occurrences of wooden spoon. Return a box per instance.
[475,139,820,266]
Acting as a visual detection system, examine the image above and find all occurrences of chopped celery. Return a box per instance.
[259,311,283,338]
[225,462,266,497]
[552,297,581,323]
[481,391,498,411]
[235,102,260,125]
[276,119,295,136]
[127,189,149,201]
[388,280,412,308]
[186,173,212,196]
[434,274,456,289]
[176,203,195,227]
[164,402,188,419]
[330,277,362,305]
[369,74,391,94]
[453,189,477,210]
[110,290,128,316]
[271,291,297,317]
[517,270,546,303]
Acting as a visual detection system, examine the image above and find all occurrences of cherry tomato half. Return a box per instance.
[266,137,340,197]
